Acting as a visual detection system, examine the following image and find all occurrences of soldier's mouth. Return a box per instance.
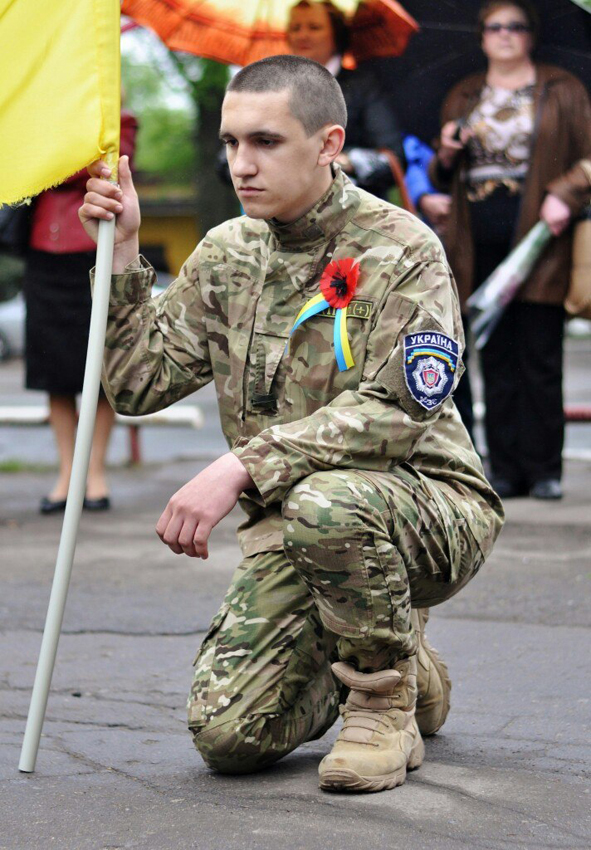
[238,187,264,196]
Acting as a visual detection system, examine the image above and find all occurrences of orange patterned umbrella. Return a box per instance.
[121,0,419,67]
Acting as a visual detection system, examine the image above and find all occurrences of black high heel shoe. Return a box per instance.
[83,496,111,511]
[40,496,67,515]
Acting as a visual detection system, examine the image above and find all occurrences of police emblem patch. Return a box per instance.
[403,332,459,410]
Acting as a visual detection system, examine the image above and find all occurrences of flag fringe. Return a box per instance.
[0,154,117,207]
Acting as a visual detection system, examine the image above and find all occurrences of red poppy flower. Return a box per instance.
[319,258,360,309]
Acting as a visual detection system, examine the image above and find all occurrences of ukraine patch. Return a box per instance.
[403,331,459,410]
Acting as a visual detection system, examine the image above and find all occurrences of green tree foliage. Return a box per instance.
[122,51,197,187]
[166,55,238,230]
[134,107,196,184]
[121,36,238,226]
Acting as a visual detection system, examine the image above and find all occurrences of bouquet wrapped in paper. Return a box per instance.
[467,221,552,349]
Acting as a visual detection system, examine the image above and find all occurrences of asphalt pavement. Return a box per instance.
[1,345,590,850]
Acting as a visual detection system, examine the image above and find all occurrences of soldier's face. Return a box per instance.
[220,90,337,223]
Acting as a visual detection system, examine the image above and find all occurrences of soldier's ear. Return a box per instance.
[317,124,345,167]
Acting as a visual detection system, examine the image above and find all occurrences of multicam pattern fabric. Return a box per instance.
[98,165,503,562]
[188,467,486,774]
[188,549,341,774]
[98,165,504,772]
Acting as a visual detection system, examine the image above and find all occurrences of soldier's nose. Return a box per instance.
[233,152,257,178]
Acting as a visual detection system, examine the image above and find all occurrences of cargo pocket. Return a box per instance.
[187,602,230,730]
[395,469,484,607]
[426,484,485,600]
[245,332,288,416]
[293,529,376,639]
[287,306,371,421]
[445,512,485,596]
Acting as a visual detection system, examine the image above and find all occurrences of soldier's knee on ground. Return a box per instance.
[191,713,296,775]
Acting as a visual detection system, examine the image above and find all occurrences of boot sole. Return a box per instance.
[319,766,407,793]
[319,735,425,794]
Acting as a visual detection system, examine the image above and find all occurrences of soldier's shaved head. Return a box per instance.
[227,55,347,136]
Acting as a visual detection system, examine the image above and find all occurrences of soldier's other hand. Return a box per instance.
[156,453,255,559]
[78,155,140,247]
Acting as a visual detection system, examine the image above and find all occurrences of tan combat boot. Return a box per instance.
[318,658,424,793]
[413,608,452,737]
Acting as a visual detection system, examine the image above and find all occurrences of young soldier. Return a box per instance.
[80,56,503,793]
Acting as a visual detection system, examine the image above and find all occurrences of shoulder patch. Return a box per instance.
[403,332,459,410]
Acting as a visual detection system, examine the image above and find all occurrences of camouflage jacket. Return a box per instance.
[99,167,504,557]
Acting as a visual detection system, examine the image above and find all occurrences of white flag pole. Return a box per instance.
[19,215,116,773]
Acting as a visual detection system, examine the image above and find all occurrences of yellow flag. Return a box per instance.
[0,0,121,204]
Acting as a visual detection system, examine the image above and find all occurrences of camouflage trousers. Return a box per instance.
[188,467,485,774]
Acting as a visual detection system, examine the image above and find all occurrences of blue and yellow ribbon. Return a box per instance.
[289,293,355,372]
[334,304,354,370]
[291,292,330,333]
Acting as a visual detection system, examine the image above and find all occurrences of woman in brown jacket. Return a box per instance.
[430,0,591,500]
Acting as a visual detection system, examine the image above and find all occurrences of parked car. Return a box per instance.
[0,292,25,359]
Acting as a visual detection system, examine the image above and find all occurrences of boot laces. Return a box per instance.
[338,705,391,748]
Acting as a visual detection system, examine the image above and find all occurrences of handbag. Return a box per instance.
[565,208,591,320]
[0,202,32,257]
[565,160,591,321]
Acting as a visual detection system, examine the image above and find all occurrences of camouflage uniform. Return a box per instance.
[98,166,504,774]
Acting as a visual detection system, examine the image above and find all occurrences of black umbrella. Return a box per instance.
[373,0,591,143]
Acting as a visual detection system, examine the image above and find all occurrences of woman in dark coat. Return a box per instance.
[430,0,591,499]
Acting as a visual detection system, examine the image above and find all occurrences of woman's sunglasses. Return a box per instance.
[483,22,532,34]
